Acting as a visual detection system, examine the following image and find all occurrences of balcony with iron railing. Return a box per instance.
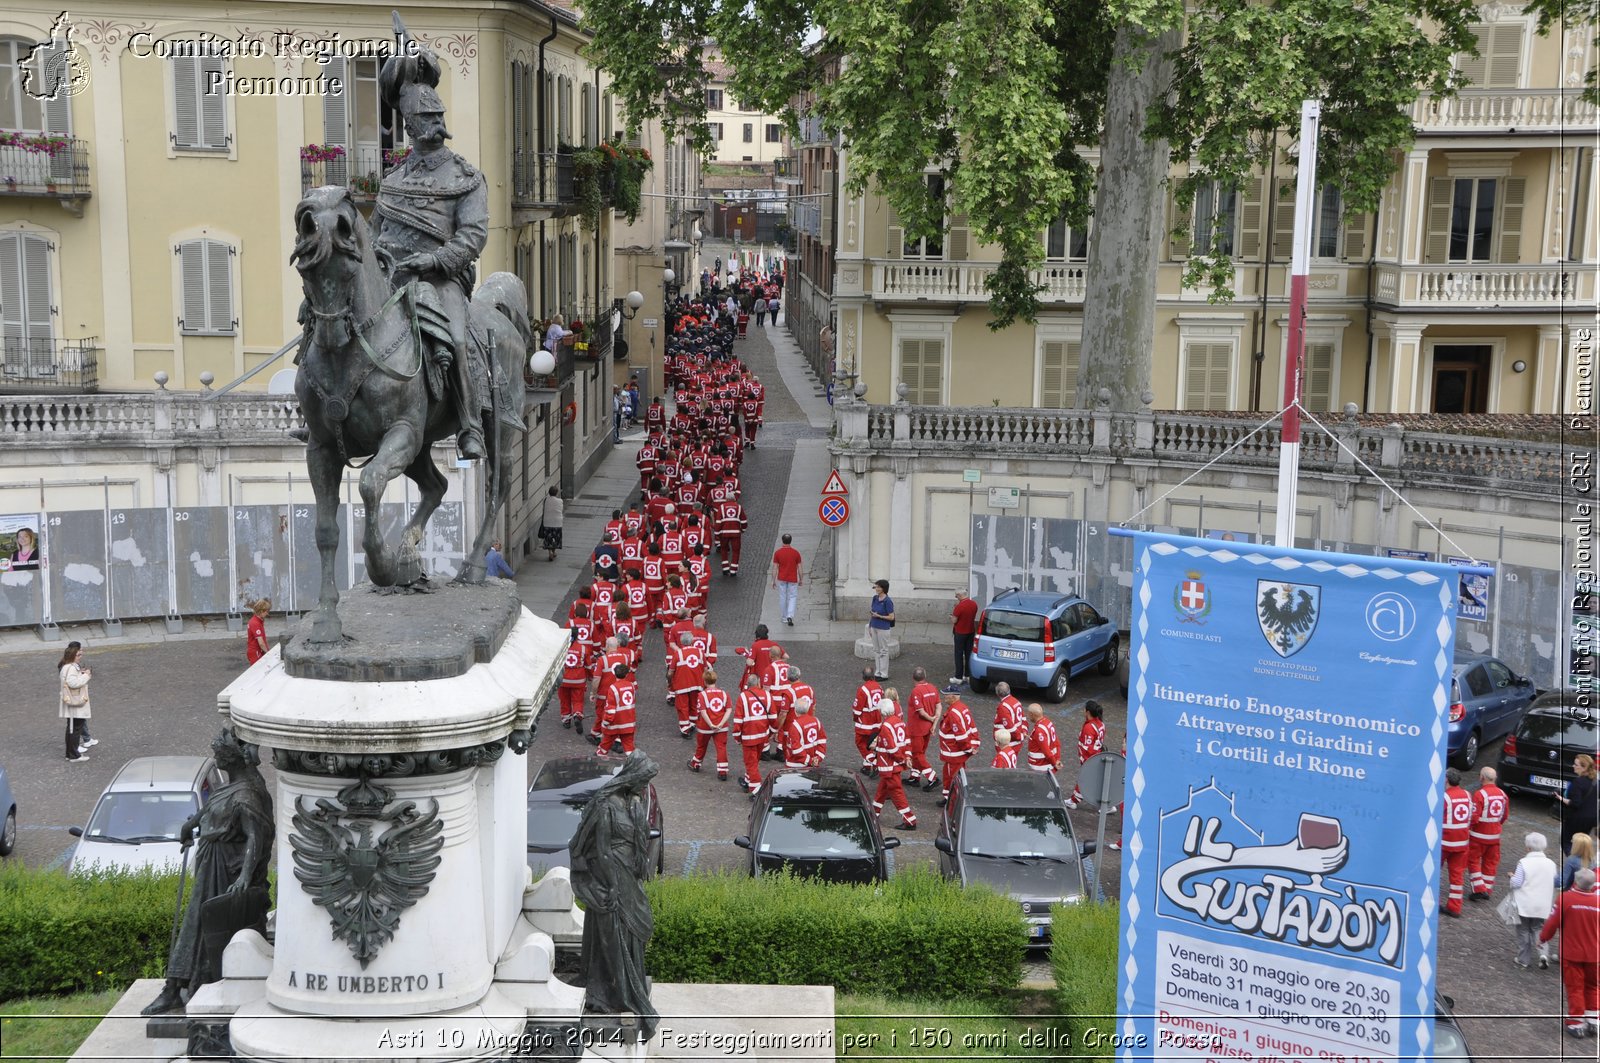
[1411,90,1599,135]
[300,144,408,201]
[1,337,100,393]
[774,156,799,182]
[1,135,92,212]
[512,149,576,213]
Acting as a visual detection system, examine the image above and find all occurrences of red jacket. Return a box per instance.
[690,628,718,664]
[1077,719,1106,765]
[907,682,941,737]
[937,702,982,761]
[599,679,637,735]
[1469,784,1509,843]
[852,681,884,734]
[669,644,707,693]
[695,687,732,734]
[733,689,773,745]
[784,714,828,768]
[713,499,747,537]
[994,695,1025,737]
[1541,886,1600,962]
[641,556,666,591]
[1442,786,1473,851]
[992,746,1020,769]
[559,645,589,688]
[591,650,631,688]
[874,711,910,774]
[1027,718,1062,771]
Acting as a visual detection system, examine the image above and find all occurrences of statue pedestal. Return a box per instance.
[207,584,584,1061]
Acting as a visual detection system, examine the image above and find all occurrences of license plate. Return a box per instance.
[1532,775,1566,789]
[1029,924,1048,939]
[994,649,1027,661]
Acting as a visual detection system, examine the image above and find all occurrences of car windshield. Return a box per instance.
[528,798,588,849]
[1518,711,1598,749]
[962,806,1076,859]
[85,792,198,843]
[760,804,873,857]
[985,610,1046,642]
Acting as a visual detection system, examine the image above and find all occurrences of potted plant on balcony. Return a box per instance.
[383,146,411,171]
[299,143,345,182]
[604,139,652,224]
[0,131,70,156]
[571,146,608,231]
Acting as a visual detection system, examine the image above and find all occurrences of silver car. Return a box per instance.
[69,756,224,874]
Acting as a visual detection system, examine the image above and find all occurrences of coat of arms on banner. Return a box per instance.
[1257,580,1320,657]
[1174,572,1211,623]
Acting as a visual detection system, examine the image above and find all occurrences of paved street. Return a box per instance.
[0,309,1577,1059]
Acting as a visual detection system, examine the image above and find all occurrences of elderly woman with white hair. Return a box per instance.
[1510,831,1559,969]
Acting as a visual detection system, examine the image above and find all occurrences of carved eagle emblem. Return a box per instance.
[290,777,444,967]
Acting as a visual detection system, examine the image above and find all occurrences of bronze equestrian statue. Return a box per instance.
[292,21,529,644]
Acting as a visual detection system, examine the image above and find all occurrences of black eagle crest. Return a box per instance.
[290,778,445,967]
[1257,582,1319,656]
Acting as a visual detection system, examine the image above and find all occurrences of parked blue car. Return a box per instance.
[967,591,1120,702]
[1449,652,1540,769]
[0,760,16,857]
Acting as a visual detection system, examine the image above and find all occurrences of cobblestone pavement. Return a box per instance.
[0,309,1579,1058]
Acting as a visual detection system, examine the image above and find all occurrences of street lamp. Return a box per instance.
[613,290,645,321]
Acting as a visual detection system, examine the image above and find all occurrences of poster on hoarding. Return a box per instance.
[1446,556,1492,622]
[1115,531,1477,1063]
[0,513,43,573]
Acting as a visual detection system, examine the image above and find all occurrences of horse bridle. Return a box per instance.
[302,281,424,469]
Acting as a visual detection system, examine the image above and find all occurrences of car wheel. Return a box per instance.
[0,807,14,856]
[968,676,990,695]
[1045,667,1069,704]
[1454,731,1480,769]
[1098,636,1120,676]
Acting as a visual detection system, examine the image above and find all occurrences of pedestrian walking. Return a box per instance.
[1509,832,1558,970]
[936,692,981,802]
[1468,765,1509,898]
[946,590,978,691]
[1025,704,1061,774]
[688,669,732,781]
[540,486,565,562]
[906,667,941,791]
[246,599,271,666]
[1441,767,1472,916]
[485,539,516,579]
[872,689,916,830]
[766,295,779,324]
[992,727,1020,768]
[868,580,895,680]
[58,641,95,762]
[753,295,768,327]
[1540,867,1600,1037]
[1065,701,1106,809]
[851,668,883,775]
[1564,834,1595,890]
[771,533,803,626]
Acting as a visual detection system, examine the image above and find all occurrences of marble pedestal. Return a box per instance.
[203,584,583,1061]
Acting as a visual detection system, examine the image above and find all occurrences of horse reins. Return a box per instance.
[303,281,425,470]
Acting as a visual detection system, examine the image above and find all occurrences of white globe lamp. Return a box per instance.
[528,349,556,376]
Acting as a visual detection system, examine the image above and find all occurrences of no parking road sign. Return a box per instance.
[819,497,849,527]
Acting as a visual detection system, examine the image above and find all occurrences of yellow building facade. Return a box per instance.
[822,10,1598,416]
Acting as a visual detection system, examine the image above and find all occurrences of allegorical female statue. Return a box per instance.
[568,751,659,1042]
[143,728,274,1015]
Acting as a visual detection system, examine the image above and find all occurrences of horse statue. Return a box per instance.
[291,185,529,645]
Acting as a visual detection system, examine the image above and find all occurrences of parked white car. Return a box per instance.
[69,756,224,874]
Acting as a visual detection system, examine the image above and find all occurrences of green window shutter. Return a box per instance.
[179,241,207,332]
[885,202,903,259]
[1237,177,1265,259]
[173,57,200,149]
[1343,211,1369,262]
[206,240,234,333]
[1498,176,1526,262]
[1185,342,1231,411]
[1301,341,1335,412]
[322,57,349,186]
[948,213,970,260]
[1423,177,1454,264]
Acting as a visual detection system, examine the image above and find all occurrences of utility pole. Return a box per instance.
[1274,100,1321,548]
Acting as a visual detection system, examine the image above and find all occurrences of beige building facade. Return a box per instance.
[814,10,1597,417]
[702,52,787,169]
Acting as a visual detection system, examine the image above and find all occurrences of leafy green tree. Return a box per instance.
[581,0,1586,411]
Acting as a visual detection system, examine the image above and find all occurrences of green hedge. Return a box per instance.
[646,869,1026,998]
[0,863,180,1001]
[1050,901,1121,1061]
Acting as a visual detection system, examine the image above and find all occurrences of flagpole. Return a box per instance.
[1274,99,1322,548]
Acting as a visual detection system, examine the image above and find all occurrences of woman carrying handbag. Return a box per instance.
[59,641,95,762]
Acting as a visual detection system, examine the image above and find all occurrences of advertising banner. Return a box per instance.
[1115,531,1478,1063]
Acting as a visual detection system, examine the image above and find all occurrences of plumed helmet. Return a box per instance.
[379,15,444,117]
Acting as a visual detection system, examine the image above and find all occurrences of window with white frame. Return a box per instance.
[886,175,949,259]
[171,54,229,151]
[893,326,949,405]
[1045,216,1089,261]
[1181,340,1233,410]
[1458,21,1525,89]
[1192,181,1238,257]
[1425,173,1526,263]
[1037,336,1083,408]
[1299,339,1336,412]
[1569,147,1593,262]
[1,38,49,131]
[0,230,56,377]
[708,122,724,141]
[705,88,723,110]
[742,123,753,143]
[764,124,782,143]
[177,238,235,334]
[321,57,406,188]
[1312,185,1342,259]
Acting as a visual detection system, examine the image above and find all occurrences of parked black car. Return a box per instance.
[1498,692,1600,798]
[735,768,899,883]
[526,755,664,878]
[1434,992,1475,1060]
[934,768,1092,944]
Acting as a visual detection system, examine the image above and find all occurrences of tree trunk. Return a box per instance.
[1080,22,1181,413]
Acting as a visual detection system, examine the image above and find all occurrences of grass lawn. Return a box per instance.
[837,991,1071,1062]
[0,988,122,1060]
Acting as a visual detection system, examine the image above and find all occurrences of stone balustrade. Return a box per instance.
[0,392,305,445]
[847,401,1568,487]
[1374,262,1598,308]
[1411,90,1599,134]
[871,260,1088,303]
